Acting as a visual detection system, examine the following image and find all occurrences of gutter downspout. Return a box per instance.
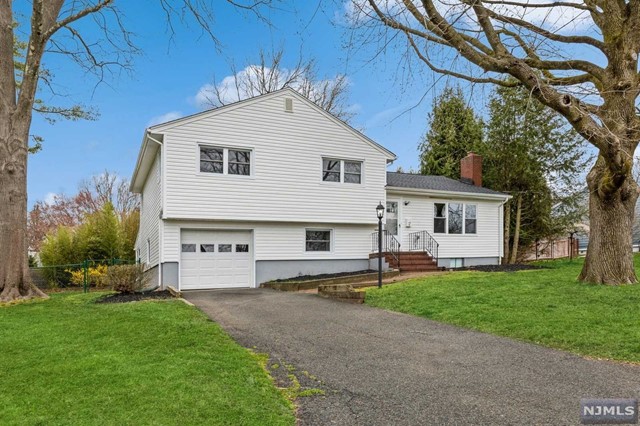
[146,132,164,288]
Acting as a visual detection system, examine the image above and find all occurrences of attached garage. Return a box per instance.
[180,229,253,290]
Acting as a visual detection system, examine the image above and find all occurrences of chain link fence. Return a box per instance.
[30,258,135,292]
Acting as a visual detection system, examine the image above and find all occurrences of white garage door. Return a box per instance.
[180,230,252,290]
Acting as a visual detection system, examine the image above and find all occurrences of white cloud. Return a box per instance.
[44,192,57,205]
[147,111,183,127]
[192,65,351,112]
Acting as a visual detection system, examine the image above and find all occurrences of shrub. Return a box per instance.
[104,264,149,294]
[67,265,108,287]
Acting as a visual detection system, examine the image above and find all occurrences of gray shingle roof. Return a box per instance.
[387,172,508,197]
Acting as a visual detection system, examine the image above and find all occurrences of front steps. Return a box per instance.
[369,251,441,272]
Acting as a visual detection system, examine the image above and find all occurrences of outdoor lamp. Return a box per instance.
[376,202,384,288]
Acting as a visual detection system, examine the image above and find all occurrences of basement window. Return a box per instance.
[306,229,332,252]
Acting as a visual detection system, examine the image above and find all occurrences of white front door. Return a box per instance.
[386,200,400,236]
[180,230,252,290]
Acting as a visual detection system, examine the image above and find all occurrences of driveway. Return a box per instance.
[185,289,640,425]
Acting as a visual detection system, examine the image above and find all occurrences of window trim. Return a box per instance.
[433,202,478,235]
[320,157,363,184]
[198,144,253,177]
[304,228,333,253]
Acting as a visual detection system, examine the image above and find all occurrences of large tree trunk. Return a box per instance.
[502,199,510,264]
[509,194,522,264]
[579,161,639,284]
[0,124,47,302]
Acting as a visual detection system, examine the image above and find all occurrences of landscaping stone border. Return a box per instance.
[260,270,400,291]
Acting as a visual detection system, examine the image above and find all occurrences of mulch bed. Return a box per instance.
[269,269,375,283]
[456,264,547,273]
[95,290,176,304]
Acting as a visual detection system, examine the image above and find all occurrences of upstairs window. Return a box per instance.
[228,150,251,175]
[433,202,477,234]
[200,147,223,174]
[322,158,362,184]
[199,145,251,176]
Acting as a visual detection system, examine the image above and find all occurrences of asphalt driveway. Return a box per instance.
[185,289,640,425]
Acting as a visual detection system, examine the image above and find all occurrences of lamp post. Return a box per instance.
[376,202,385,289]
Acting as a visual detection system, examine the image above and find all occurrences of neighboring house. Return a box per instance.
[130,88,510,290]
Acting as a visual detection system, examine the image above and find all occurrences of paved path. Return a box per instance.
[185,289,640,425]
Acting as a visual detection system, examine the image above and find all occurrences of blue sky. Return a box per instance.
[25,0,475,207]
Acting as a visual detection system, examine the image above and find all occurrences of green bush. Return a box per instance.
[104,264,149,294]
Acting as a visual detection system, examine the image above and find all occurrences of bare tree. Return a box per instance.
[350,0,640,284]
[201,48,354,122]
[0,0,271,302]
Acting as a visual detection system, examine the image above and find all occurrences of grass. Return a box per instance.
[0,293,295,426]
[365,256,640,363]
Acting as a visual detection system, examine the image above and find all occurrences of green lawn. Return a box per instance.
[0,293,295,426]
[365,257,640,363]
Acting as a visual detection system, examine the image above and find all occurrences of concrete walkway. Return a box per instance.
[185,289,640,425]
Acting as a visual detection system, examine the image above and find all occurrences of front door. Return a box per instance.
[386,200,399,236]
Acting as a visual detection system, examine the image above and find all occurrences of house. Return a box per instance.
[130,88,510,290]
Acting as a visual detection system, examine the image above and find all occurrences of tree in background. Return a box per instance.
[482,85,589,263]
[200,48,354,122]
[418,87,483,178]
[40,202,137,266]
[28,172,139,252]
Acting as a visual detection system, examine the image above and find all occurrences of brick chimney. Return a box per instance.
[460,152,482,187]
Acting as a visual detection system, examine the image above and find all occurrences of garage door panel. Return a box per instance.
[180,230,252,290]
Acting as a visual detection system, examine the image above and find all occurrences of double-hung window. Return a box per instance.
[434,203,477,234]
[322,158,362,184]
[200,145,251,176]
[306,230,332,252]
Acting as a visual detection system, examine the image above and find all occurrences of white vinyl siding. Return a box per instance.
[160,91,386,224]
[136,152,162,270]
[389,192,503,260]
[161,220,372,263]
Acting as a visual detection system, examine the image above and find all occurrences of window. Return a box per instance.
[344,161,362,184]
[235,244,249,253]
[465,205,477,234]
[218,244,232,253]
[448,203,463,234]
[181,244,196,253]
[433,203,477,234]
[322,158,362,184]
[322,159,341,182]
[228,150,250,175]
[199,146,251,176]
[200,244,215,253]
[450,258,463,268]
[434,203,446,234]
[306,230,331,252]
[200,147,223,173]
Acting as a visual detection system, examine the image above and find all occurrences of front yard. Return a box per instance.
[0,293,294,425]
[366,257,640,363]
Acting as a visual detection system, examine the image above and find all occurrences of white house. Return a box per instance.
[130,88,509,290]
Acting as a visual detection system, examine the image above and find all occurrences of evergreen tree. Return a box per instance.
[481,85,588,262]
[419,86,483,178]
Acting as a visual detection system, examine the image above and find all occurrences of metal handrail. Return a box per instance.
[408,230,439,261]
[371,230,401,267]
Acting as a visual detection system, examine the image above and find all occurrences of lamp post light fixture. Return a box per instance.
[376,202,385,289]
